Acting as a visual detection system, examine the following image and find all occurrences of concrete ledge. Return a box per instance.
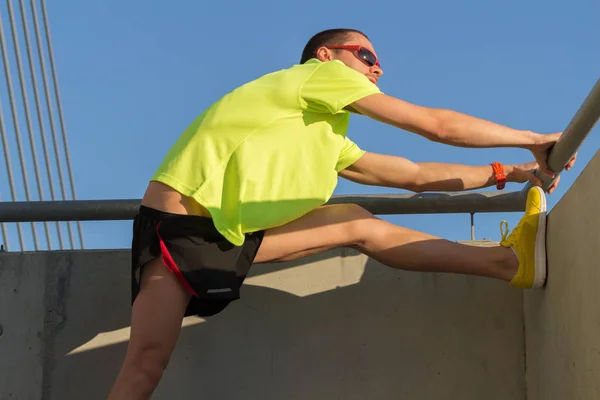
[524,149,600,400]
[1,248,525,400]
[458,240,500,247]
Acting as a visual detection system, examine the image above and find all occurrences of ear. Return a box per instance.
[314,46,334,62]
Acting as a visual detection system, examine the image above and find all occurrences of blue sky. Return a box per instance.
[0,0,598,251]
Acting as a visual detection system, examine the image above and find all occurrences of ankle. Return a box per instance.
[497,246,519,282]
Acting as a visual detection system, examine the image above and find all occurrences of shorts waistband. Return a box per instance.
[138,205,215,226]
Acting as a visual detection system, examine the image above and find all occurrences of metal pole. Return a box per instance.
[470,213,475,240]
[0,95,25,250]
[329,191,526,215]
[6,0,51,249]
[0,191,527,223]
[533,78,600,191]
[18,0,64,249]
[0,6,39,250]
[29,0,71,248]
[40,0,85,249]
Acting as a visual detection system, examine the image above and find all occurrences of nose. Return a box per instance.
[371,65,383,77]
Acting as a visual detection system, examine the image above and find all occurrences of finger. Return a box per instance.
[566,159,573,170]
[535,158,554,177]
[530,174,544,187]
[541,164,555,178]
[566,153,578,170]
[548,176,561,194]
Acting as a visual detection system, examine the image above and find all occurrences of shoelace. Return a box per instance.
[501,219,526,245]
[500,220,511,242]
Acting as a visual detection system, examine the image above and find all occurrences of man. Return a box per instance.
[108,28,575,399]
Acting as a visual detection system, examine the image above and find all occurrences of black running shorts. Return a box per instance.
[131,205,265,317]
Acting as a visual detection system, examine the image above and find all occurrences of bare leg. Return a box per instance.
[107,258,191,400]
[108,203,516,398]
[256,204,518,282]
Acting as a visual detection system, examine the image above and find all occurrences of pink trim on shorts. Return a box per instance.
[155,222,199,298]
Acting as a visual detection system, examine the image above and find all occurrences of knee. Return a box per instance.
[126,345,172,389]
[338,204,398,250]
[336,204,380,245]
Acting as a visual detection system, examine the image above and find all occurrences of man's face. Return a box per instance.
[316,32,384,85]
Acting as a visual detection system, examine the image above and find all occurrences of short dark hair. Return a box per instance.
[300,28,369,64]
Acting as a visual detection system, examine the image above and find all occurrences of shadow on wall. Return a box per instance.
[43,246,524,400]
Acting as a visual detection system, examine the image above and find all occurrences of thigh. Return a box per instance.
[254,204,376,263]
[125,258,191,364]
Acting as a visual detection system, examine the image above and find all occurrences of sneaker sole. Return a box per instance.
[533,186,547,288]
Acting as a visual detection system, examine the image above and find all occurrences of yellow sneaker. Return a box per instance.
[500,186,547,288]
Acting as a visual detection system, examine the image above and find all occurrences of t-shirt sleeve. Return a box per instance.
[300,60,382,114]
[336,136,366,172]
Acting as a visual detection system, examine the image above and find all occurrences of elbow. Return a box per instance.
[404,179,426,193]
[431,126,447,143]
[404,165,426,193]
[429,109,451,143]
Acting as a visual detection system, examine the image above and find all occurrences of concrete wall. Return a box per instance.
[1,247,525,399]
[524,149,600,400]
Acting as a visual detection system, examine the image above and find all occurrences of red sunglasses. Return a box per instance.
[324,45,381,68]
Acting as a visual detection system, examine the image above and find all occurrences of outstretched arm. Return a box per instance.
[349,94,574,176]
[339,152,562,194]
[350,93,544,148]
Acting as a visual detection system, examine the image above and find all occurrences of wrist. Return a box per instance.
[505,164,519,182]
[522,130,541,150]
[490,162,508,189]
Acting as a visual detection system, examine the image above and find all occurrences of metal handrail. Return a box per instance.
[532,77,600,191]
[0,191,526,223]
[0,80,596,230]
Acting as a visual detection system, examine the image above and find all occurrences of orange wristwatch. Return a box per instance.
[491,162,506,190]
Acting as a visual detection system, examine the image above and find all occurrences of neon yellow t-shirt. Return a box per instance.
[151,58,381,245]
